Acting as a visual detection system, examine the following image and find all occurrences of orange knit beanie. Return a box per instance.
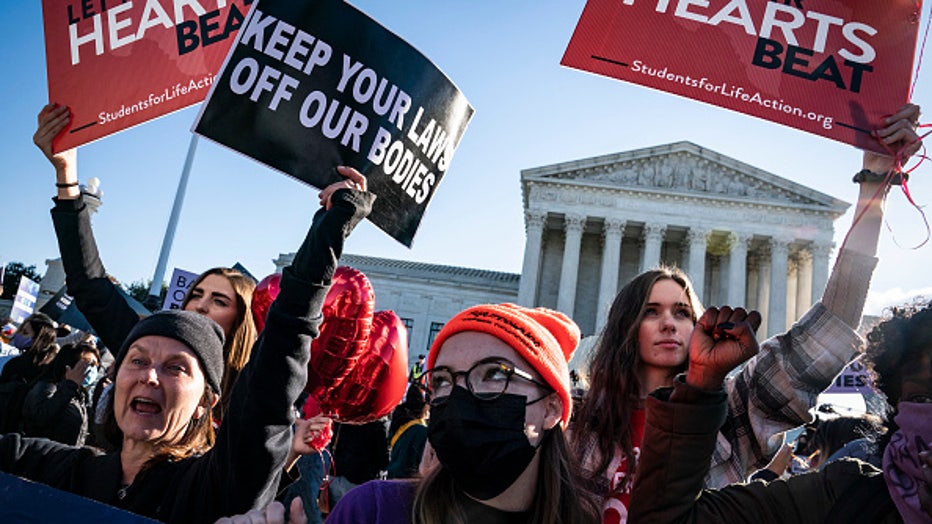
[427,303,580,425]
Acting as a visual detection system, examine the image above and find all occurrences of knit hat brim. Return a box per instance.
[427,303,580,425]
[114,310,225,395]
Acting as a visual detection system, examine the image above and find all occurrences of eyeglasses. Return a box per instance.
[424,358,552,406]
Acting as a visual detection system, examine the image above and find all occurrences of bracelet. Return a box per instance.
[55,181,79,188]
[852,169,908,185]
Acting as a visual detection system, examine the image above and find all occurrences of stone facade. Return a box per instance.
[272,253,520,360]
[518,141,848,337]
[271,141,848,360]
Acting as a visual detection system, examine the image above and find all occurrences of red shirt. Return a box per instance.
[602,408,645,524]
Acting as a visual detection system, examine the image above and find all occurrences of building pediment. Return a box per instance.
[521,141,848,214]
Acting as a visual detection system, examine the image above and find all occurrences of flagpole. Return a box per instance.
[146,134,199,309]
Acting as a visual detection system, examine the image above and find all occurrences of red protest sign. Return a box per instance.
[562,0,921,153]
[41,0,253,152]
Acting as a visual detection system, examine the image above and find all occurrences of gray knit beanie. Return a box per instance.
[114,310,225,394]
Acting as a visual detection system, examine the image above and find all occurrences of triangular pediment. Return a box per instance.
[521,142,848,213]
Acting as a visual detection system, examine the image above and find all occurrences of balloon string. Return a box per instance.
[883,128,931,250]
[910,1,931,100]
[841,126,930,254]
[842,4,929,252]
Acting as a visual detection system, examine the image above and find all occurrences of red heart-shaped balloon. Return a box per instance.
[321,310,409,423]
[253,267,408,424]
[306,266,376,401]
[251,272,282,334]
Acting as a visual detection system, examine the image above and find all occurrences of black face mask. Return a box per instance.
[427,386,538,501]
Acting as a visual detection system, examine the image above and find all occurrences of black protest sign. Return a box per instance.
[194,0,474,246]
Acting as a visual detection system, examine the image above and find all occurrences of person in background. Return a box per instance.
[387,384,429,479]
[327,416,391,507]
[0,321,18,359]
[409,354,426,386]
[629,300,932,523]
[0,312,61,433]
[571,103,924,521]
[807,412,885,470]
[327,303,600,524]
[1,320,17,346]
[21,341,101,446]
[34,103,259,426]
[0,312,59,385]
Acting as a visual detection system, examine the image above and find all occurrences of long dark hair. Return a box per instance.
[412,427,600,524]
[19,313,59,367]
[809,414,883,467]
[862,300,932,448]
[180,267,257,420]
[572,266,702,495]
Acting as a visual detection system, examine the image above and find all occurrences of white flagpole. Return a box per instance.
[147,134,199,308]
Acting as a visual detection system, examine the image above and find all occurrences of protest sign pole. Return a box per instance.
[146,134,199,309]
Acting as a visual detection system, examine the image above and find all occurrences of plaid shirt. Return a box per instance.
[708,301,862,487]
[586,253,874,521]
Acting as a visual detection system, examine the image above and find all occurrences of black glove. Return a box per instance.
[290,188,375,284]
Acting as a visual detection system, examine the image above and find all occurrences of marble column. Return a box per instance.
[746,253,760,309]
[786,256,798,327]
[686,228,709,300]
[718,254,731,307]
[727,232,751,307]
[641,223,667,272]
[810,243,833,304]
[517,210,547,306]
[756,246,772,337]
[796,248,813,317]
[557,214,586,316]
[597,218,626,328]
[768,236,791,337]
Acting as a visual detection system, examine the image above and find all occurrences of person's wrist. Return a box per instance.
[685,368,724,391]
[852,168,907,185]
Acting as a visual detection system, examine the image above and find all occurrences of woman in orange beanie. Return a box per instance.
[326,303,600,524]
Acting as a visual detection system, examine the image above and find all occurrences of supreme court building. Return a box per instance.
[273,141,848,359]
[518,141,848,338]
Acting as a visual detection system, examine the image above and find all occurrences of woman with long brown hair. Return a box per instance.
[34,103,257,424]
[571,103,924,522]
[180,267,257,419]
[0,312,60,385]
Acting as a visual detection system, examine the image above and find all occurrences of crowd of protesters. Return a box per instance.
[0,99,927,524]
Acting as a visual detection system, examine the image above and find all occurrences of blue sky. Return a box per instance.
[3,1,930,315]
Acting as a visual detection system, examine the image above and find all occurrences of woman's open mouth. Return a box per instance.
[131,397,163,415]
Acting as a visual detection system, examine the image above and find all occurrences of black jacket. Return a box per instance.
[22,379,89,446]
[51,197,142,356]
[331,418,390,485]
[628,378,902,524]
[0,189,373,523]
